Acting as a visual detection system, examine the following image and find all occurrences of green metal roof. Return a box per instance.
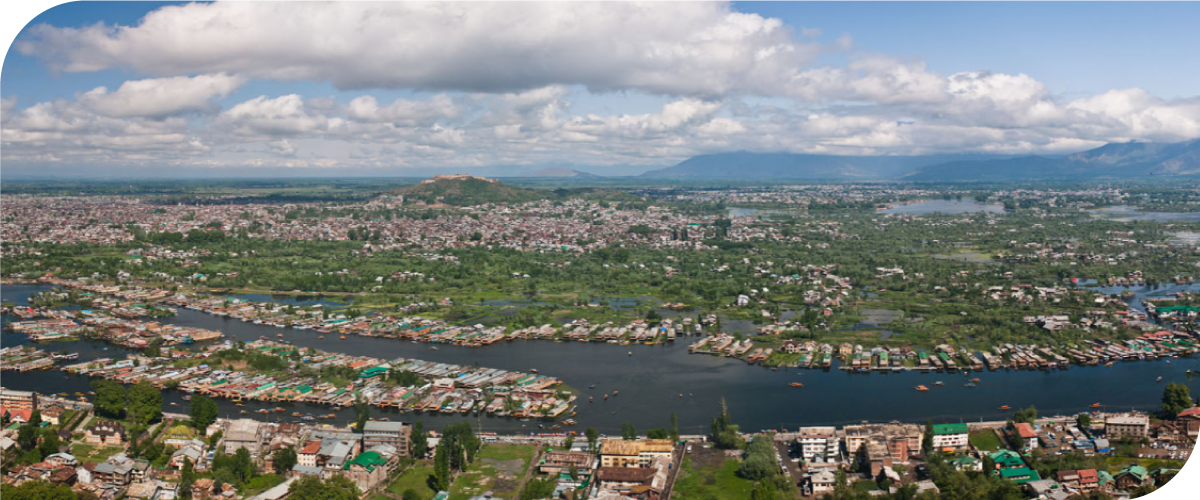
[932,423,969,435]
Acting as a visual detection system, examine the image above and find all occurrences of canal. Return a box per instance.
[5,283,1200,434]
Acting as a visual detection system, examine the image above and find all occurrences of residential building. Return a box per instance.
[598,439,673,468]
[362,421,411,457]
[931,423,969,450]
[843,423,922,463]
[1105,414,1149,440]
[797,426,839,464]
[85,422,127,446]
[224,419,264,456]
[0,388,38,412]
[1013,423,1038,451]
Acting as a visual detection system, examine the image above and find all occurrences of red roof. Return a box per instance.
[1,408,33,423]
[1078,469,1099,483]
[299,440,321,454]
[1177,407,1200,419]
[1014,422,1037,439]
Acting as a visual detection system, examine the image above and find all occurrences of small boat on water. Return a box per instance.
[612,390,619,396]
[1156,376,1163,382]
[318,336,325,339]
[339,335,347,339]
[430,346,439,351]
[589,397,594,403]
[970,378,981,383]
[790,382,804,388]
[998,405,1011,410]
[603,394,608,400]
[1091,402,1101,408]
[588,384,596,389]
[530,368,539,373]
[914,385,929,392]
[240,410,248,414]
[628,351,633,356]
[933,381,944,386]
[168,402,178,406]
[964,382,976,388]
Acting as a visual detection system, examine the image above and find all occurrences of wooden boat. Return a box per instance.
[789,382,804,388]
[339,335,347,340]
[1091,402,1101,408]
[998,405,1011,410]
[914,385,929,392]
[933,381,944,386]
[970,378,981,383]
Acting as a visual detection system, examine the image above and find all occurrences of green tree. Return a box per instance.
[1076,413,1092,430]
[585,428,599,453]
[710,398,744,449]
[17,424,38,450]
[621,423,637,440]
[128,381,163,425]
[646,428,669,439]
[91,379,128,420]
[1162,382,1192,418]
[519,477,557,500]
[189,395,220,430]
[670,411,680,442]
[287,475,360,500]
[273,447,298,474]
[354,395,371,431]
[410,421,428,458]
[429,444,451,492]
[0,480,79,500]
[180,458,196,500]
[750,480,777,500]
[401,489,423,500]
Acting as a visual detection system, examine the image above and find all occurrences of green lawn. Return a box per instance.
[1101,457,1186,472]
[447,444,537,500]
[671,456,755,500]
[70,443,126,463]
[387,463,437,500]
[969,430,1004,452]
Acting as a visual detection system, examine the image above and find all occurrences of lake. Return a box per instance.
[4,283,1198,434]
[880,199,1006,214]
[1091,205,1200,223]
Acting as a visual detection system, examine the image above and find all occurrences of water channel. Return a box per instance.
[4,283,1198,434]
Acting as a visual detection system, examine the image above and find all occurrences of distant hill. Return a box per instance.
[523,168,601,178]
[639,151,1013,179]
[905,140,1200,181]
[390,175,548,206]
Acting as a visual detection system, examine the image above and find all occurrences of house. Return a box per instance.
[1024,479,1064,500]
[538,451,596,476]
[92,461,132,486]
[126,480,178,500]
[169,439,208,470]
[596,467,656,497]
[1105,414,1149,439]
[361,421,411,457]
[598,439,673,468]
[1012,423,1038,450]
[931,423,969,451]
[340,450,394,491]
[85,422,127,446]
[996,467,1041,484]
[806,470,836,496]
[988,450,1025,470]
[947,455,981,472]
[41,407,65,426]
[1114,465,1151,490]
[223,419,264,456]
[1176,407,1200,440]
[1093,438,1111,453]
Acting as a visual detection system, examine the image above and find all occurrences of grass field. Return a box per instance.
[70,443,126,463]
[969,430,1005,452]
[671,454,754,500]
[387,463,437,500]
[447,444,537,500]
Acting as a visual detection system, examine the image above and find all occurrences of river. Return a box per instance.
[4,283,1199,434]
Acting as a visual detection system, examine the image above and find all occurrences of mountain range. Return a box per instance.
[639,140,1200,181]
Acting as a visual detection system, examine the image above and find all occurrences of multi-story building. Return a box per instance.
[931,423,969,450]
[797,426,839,464]
[1105,414,1149,440]
[844,423,922,464]
[362,421,411,457]
[599,439,674,468]
[223,419,264,456]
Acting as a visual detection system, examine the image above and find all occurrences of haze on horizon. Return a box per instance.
[2,1,1199,178]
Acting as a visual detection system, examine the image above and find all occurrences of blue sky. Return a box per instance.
[2,2,1198,177]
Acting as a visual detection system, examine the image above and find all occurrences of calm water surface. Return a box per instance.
[880,199,1006,214]
[4,283,1198,434]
